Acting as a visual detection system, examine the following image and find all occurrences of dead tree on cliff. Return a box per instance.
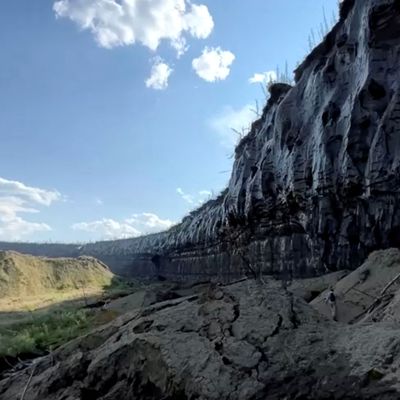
[234,240,258,281]
[222,212,264,283]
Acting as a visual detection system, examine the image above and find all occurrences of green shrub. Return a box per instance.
[0,309,94,358]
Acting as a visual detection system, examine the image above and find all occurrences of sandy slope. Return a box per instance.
[0,251,114,312]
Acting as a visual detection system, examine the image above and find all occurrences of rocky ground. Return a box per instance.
[1,0,400,397]
[2,251,400,400]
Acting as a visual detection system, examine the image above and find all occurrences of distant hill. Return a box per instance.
[0,251,114,300]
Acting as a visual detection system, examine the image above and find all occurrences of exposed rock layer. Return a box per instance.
[77,0,400,278]
[1,0,400,279]
[1,279,400,399]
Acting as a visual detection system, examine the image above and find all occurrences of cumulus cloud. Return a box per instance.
[72,219,140,239]
[145,59,173,90]
[0,178,61,240]
[176,188,212,206]
[249,70,277,84]
[126,213,175,231]
[192,47,235,82]
[53,0,214,56]
[72,213,175,240]
[209,104,255,149]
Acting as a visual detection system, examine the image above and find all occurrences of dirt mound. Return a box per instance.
[0,251,114,301]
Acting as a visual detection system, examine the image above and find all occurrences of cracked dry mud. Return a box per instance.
[1,280,400,400]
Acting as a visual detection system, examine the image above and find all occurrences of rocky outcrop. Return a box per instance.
[1,0,400,280]
[1,279,400,399]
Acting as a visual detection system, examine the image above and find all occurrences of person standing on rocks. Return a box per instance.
[325,287,337,321]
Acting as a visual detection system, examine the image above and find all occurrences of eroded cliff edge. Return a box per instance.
[2,0,400,279]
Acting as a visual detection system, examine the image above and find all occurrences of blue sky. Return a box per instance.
[0,0,338,242]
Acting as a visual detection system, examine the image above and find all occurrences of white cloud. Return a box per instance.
[0,214,51,241]
[198,190,212,197]
[0,197,38,219]
[95,198,104,206]
[72,212,175,240]
[249,70,277,84]
[126,213,175,231]
[145,59,173,90]
[176,187,211,206]
[0,177,61,206]
[0,178,61,240]
[184,4,214,38]
[209,104,255,149]
[171,37,188,58]
[72,219,140,240]
[192,47,235,82]
[53,0,214,57]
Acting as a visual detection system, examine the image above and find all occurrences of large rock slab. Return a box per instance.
[1,279,400,399]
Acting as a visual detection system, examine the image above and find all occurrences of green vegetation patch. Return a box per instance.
[0,309,95,358]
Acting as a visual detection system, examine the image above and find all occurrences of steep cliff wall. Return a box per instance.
[79,0,400,279]
[2,0,400,280]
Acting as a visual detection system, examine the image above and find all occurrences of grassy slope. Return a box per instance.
[0,251,136,360]
[0,251,114,306]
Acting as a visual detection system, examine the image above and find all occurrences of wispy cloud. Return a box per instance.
[209,104,255,149]
[0,177,61,206]
[72,212,175,240]
[0,177,61,240]
[192,47,235,82]
[53,0,214,57]
[176,187,212,206]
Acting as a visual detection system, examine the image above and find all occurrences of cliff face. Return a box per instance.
[2,0,400,280]
[218,0,400,276]
[82,0,400,279]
